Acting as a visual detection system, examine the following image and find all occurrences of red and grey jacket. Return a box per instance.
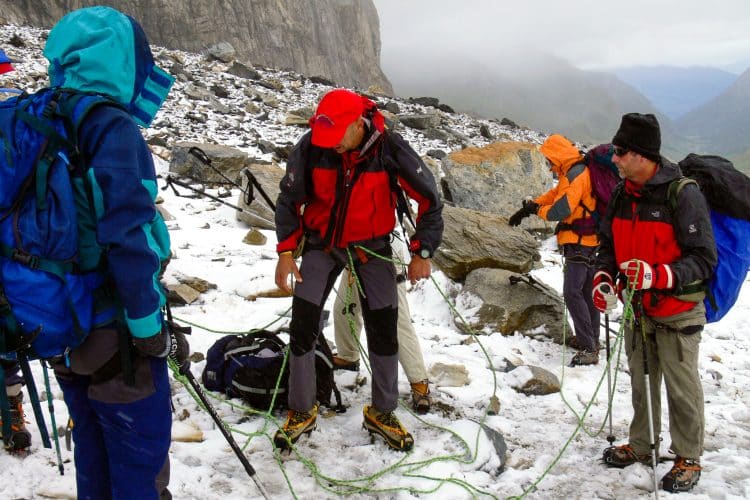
[596,159,717,317]
[275,127,443,255]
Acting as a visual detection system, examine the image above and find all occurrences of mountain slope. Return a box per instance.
[383,47,690,157]
[613,65,737,119]
[675,68,750,158]
[0,0,392,93]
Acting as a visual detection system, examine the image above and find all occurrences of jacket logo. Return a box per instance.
[688,224,697,233]
[651,210,661,218]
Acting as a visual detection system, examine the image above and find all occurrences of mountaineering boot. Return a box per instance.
[661,457,701,493]
[1,392,32,451]
[363,405,414,451]
[410,380,431,414]
[332,355,359,372]
[567,336,600,352]
[602,444,652,468]
[273,404,318,451]
[569,349,599,367]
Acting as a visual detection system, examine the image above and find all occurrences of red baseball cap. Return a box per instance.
[0,49,14,75]
[309,89,365,148]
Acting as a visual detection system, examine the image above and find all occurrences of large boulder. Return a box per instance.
[433,205,539,281]
[169,142,249,185]
[455,268,566,344]
[440,141,555,231]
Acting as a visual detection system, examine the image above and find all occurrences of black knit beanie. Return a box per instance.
[612,113,661,161]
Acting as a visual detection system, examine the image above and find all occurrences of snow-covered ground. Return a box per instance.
[1,21,749,500]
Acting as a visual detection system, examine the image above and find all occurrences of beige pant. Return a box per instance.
[333,264,428,384]
[624,302,706,459]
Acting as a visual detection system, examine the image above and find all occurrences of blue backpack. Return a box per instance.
[0,88,120,359]
[670,154,750,323]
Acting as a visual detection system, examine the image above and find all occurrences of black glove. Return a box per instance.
[522,199,539,214]
[168,328,191,375]
[133,326,191,375]
[508,200,539,226]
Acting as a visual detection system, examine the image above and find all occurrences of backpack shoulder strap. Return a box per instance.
[666,177,698,213]
[379,131,416,231]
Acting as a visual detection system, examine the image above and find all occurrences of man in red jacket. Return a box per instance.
[273,89,443,451]
[593,113,716,493]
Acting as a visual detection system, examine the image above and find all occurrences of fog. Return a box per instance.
[374,0,750,73]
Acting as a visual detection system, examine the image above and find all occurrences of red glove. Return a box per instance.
[592,271,617,313]
[618,259,674,290]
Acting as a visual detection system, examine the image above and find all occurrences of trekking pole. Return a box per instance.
[163,175,276,227]
[241,168,276,212]
[508,274,563,304]
[180,368,269,499]
[636,298,660,499]
[188,147,246,192]
[41,361,64,475]
[164,306,269,499]
[604,314,615,446]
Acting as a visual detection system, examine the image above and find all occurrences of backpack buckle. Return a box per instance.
[11,250,39,269]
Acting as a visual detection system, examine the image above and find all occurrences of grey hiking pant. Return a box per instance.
[562,244,600,351]
[334,274,428,384]
[289,239,399,413]
[333,237,428,384]
[624,302,706,460]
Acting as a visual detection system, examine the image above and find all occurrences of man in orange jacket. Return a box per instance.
[509,134,600,366]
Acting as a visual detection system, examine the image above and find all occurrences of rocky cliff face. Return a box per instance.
[1,0,392,93]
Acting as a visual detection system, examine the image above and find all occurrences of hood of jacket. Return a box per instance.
[43,6,174,128]
[539,134,584,177]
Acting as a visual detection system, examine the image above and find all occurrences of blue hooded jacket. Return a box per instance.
[43,7,174,338]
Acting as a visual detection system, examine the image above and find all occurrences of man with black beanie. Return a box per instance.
[592,113,716,492]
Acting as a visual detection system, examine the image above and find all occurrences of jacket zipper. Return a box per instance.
[331,156,356,248]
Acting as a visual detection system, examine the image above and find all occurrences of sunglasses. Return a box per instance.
[612,146,629,157]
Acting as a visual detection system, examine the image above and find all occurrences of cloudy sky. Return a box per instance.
[374,0,750,73]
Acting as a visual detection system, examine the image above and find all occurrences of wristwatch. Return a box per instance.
[417,248,431,259]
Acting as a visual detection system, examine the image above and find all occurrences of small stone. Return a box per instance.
[243,229,267,246]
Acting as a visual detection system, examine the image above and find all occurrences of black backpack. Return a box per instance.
[202,331,289,411]
[201,331,344,412]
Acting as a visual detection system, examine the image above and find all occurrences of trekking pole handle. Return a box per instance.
[242,168,276,212]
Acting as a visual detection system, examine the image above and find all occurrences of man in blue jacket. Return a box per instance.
[42,7,188,499]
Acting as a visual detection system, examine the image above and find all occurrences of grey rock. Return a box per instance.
[383,101,400,114]
[207,42,236,62]
[511,366,561,396]
[175,275,217,293]
[170,142,249,185]
[501,117,519,129]
[480,423,508,472]
[243,229,268,246]
[441,142,554,225]
[167,283,201,305]
[455,268,566,344]
[433,205,539,281]
[400,113,442,130]
[428,363,471,387]
[309,75,335,86]
[426,149,447,160]
[480,124,493,140]
[408,96,440,108]
[236,163,285,229]
[227,62,261,80]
